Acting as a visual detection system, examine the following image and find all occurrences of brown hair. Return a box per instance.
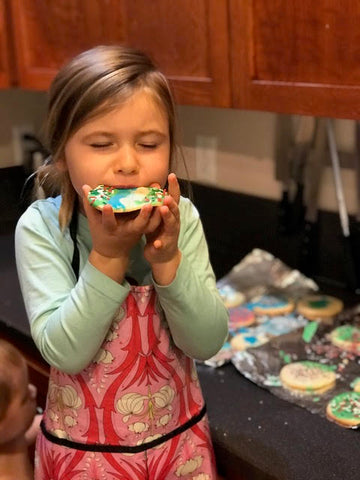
[0,340,26,422]
[37,44,186,230]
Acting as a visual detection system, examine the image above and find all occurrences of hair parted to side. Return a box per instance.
[37,44,185,230]
[0,340,26,423]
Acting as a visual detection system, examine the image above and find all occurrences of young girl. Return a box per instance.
[15,45,228,480]
[0,340,42,480]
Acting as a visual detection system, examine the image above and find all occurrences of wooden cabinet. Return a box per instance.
[230,0,360,119]
[5,0,360,116]
[0,0,14,87]
[9,0,231,107]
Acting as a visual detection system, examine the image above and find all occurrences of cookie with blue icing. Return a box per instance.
[218,285,245,308]
[88,185,167,213]
[248,294,294,316]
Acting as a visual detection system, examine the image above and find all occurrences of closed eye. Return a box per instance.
[90,143,113,149]
[139,143,157,149]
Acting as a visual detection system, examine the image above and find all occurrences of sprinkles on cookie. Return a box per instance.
[87,185,168,213]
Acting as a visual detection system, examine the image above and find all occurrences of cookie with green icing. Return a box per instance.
[326,391,360,427]
[297,295,343,320]
[280,360,336,395]
[87,185,167,213]
[330,325,360,355]
[351,377,360,392]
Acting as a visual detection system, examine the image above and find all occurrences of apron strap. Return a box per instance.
[69,196,80,280]
[40,404,207,453]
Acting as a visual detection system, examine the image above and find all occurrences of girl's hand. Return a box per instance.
[145,173,182,285]
[82,185,159,282]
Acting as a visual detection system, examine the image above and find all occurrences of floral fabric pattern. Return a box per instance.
[35,285,216,479]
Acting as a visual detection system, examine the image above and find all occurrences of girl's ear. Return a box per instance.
[56,157,68,172]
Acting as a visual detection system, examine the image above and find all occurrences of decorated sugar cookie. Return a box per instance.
[87,185,168,213]
[230,331,267,351]
[326,391,360,428]
[280,361,336,395]
[259,313,307,336]
[205,341,233,367]
[330,325,360,355]
[228,306,255,330]
[218,285,245,308]
[247,294,294,316]
[351,378,360,393]
[297,295,343,320]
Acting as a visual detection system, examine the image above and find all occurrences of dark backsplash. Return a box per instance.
[190,183,359,292]
[0,166,27,233]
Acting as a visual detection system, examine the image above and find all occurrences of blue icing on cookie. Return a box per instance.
[259,314,307,336]
[108,192,127,210]
[244,335,258,345]
[247,295,288,310]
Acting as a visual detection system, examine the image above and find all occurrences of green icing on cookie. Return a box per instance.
[307,297,330,309]
[302,321,319,343]
[350,377,360,390]
[298,361,335,372]
[328,392,360,421]
[279,350,292,364]
[333,325,360,342]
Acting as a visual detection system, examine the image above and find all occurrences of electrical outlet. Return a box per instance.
[12,124,35,166]
[195,135,218,184]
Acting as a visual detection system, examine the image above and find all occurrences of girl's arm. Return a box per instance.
[154,197,229,361]
[15,203,129,374]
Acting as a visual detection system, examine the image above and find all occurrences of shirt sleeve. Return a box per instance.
[153,198,229,360]
[15,206,129,374]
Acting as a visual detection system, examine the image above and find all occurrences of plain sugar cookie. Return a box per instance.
[330,325,360,355]
[297,295,343,320]
[280,361,336,395]
[88,185,168,213]
[326,391,360,428]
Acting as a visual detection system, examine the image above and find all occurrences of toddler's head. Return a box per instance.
[0,340,37,446]
[39,45,181,229]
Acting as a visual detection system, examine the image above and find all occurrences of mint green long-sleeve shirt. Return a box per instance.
[15,196,228,374]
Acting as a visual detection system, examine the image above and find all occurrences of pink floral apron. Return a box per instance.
[35,285,216,479]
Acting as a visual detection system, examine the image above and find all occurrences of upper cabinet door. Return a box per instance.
[230,0,360,119]
[10,0,231,107]
[0,0,13,87]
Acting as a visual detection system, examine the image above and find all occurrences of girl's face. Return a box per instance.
[61,88,171,197]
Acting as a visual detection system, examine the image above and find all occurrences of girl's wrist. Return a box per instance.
[151,249,182,286]
[89,249,129,284]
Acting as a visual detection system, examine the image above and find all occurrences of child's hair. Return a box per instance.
[37,44,185,230]
[0,340,27,422]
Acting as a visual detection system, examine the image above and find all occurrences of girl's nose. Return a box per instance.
[115,146,138,174]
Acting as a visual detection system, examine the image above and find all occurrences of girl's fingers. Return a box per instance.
[101,204,117,230]
[134,204,155,230]
[143,208,162,234]
[159,205,180,234]
[167,173,180,204]
[162,195,180,222]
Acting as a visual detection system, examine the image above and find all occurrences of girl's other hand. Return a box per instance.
[145,173,182,285]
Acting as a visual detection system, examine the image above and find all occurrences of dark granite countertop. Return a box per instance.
[1,230,360,480]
